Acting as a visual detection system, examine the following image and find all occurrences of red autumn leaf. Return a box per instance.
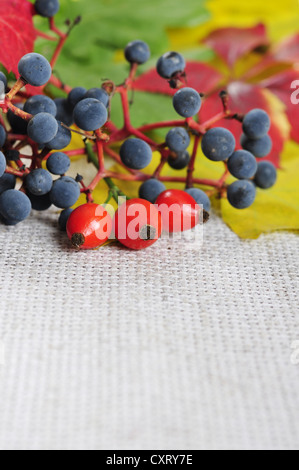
[261,70,299,143]
[272,33,299,64]
[199,82,288,167]
[203,23,269,68]
[133,61,223,96]
[0,0,36,75]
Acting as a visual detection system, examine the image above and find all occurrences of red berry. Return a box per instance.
[114,198,162,250]
[155,189,200,233]
[66,203,112,250]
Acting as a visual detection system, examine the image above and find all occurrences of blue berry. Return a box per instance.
[73,98,108,131]
[54,98,74,126]
[156,52,185,78]
[227,150,258,180]
[7,103,28,135]
[50,176,80,208]
[125,40,150,64]
[242,109,271,140]
[0,71,7,89]
[0,189,32,223]
[47,152,70,175]
[241,133,272,158]
[0,124,6,148]
[0,173,16,195]
[173,87,201,118]
[254,161,277,189]
[166,127,190,153]
[58,208,73,231]
[0,151,6,177]
[202,127,236,161]
[27,192,52,211]
[168,151,190,170]
[139,179,166,204]
[84,88,109,108]
[26,169,53,196]
[120,138,152,170]
[45,122,72,150]
[27,113,58,144]
[18,53,52,87]
[35,0,60,17]
[67,87,87,109]
[227,180,256,209]
[24,95,57,116]
[185,188,211,212]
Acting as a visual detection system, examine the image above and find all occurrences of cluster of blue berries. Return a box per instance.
[0,17,279,234]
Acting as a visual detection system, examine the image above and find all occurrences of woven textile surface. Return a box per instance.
[0,209,298,450]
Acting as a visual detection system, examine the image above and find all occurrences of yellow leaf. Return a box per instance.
[221,141,299,239]
[168,0,299,49]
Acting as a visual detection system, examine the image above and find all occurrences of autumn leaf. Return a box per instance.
[203,23,269,68]
[0,0,36,75]
[221,141,299,239]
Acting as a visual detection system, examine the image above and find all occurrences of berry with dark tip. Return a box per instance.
[67,203,113,249]
[114,199,162,250]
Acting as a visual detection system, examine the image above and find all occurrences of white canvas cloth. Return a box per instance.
[0,209,298,450]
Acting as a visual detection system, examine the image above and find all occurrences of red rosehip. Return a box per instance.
[155,189,200,233]
[114,198,162,250]
[66,203,112,250]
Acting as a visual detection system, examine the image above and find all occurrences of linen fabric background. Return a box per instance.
[0,208,298,450]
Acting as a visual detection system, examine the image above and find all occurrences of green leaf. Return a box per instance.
[33,0,209,88]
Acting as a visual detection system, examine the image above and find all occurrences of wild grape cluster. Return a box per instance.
[0,0,278,249]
